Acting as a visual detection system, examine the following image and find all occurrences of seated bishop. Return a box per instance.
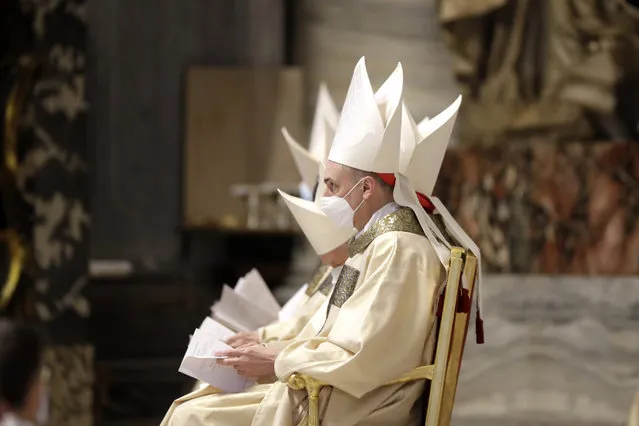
[225,83,351,350]
[161,57,470,426]
[234,177,356,351]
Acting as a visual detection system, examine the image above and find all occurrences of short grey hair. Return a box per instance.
[340,164,393,192]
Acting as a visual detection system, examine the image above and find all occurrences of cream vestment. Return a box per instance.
[162,207,444,426]
[258,265,335,349]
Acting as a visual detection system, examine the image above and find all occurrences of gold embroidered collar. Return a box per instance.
[348,207,424,257]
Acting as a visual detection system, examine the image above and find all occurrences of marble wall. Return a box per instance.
[430,140,639,424]
[435,140,639,274]
[453,275,639,426]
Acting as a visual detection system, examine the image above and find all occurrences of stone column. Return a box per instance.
[18,1,92,425]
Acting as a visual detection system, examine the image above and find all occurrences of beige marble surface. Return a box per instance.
[453,275,639,426]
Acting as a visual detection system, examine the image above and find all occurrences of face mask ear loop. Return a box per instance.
[341,177,366,200]
[352,198,366,216]
[343,177,367,214]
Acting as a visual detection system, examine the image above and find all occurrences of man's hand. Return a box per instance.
[216,344,278,378]
[225,331,260,348]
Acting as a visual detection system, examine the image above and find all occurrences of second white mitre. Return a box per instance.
[282,83,339,198]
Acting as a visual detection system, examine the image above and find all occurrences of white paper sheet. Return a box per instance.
[179,327,254,393]
[211,285,278,332]
[200,317,235,340]
[211,309,250,333]
[234,269,281,316]
[278,284,308,321]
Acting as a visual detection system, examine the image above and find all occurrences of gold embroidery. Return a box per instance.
[329,265,359,308]
[349,207,424,257]
[317,274,333,296]
[305,265,331,296]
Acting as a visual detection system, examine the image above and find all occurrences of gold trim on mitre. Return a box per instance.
[349,207,424,257]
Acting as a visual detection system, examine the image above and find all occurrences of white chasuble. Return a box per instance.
[162,208,444,426]
[259,266,334,345]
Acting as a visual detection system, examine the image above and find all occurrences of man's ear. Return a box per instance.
[361,176,376,200]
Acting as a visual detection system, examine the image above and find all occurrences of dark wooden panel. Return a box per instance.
[87,275,213,423]
[87,0,284,269]
[87,277,214,360]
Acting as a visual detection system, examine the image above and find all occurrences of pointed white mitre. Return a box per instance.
[308,82,339,161]
[282,84,339,189]
[328,57,403,173]
[402,95,462,195]
[278,189,355,255]
[281,127,321,190]
[399,103,420,172]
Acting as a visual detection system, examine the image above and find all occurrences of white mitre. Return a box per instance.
[327,57,403,173]
[308,83,339,161]
[282,83,339,192]
[400,95,462,196]
[279,164,355,255]
[278,193,355,255]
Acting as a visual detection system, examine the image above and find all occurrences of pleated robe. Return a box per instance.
[162,208,445,426]
[259,265,334,345]
[190,266,336,391]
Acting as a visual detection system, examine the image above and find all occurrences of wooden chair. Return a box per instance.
[287,247,479,426]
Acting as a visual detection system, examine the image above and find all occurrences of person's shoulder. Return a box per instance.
[365,229,433,258]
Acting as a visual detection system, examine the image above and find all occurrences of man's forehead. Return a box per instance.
[324,161,346,180]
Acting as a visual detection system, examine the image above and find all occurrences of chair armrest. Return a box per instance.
[385,364,434,386]
[288,373,326,426]
[286,365,434,426]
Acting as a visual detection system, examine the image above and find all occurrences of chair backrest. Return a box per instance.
[424,247,478,426]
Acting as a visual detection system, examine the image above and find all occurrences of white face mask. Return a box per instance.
[319,178,366,229]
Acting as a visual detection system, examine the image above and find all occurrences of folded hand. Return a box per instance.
[225,331,260,348]
[216,344,278,378]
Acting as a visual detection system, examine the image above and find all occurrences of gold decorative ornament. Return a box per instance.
[0,55,37,309]
[0,229,25,309]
